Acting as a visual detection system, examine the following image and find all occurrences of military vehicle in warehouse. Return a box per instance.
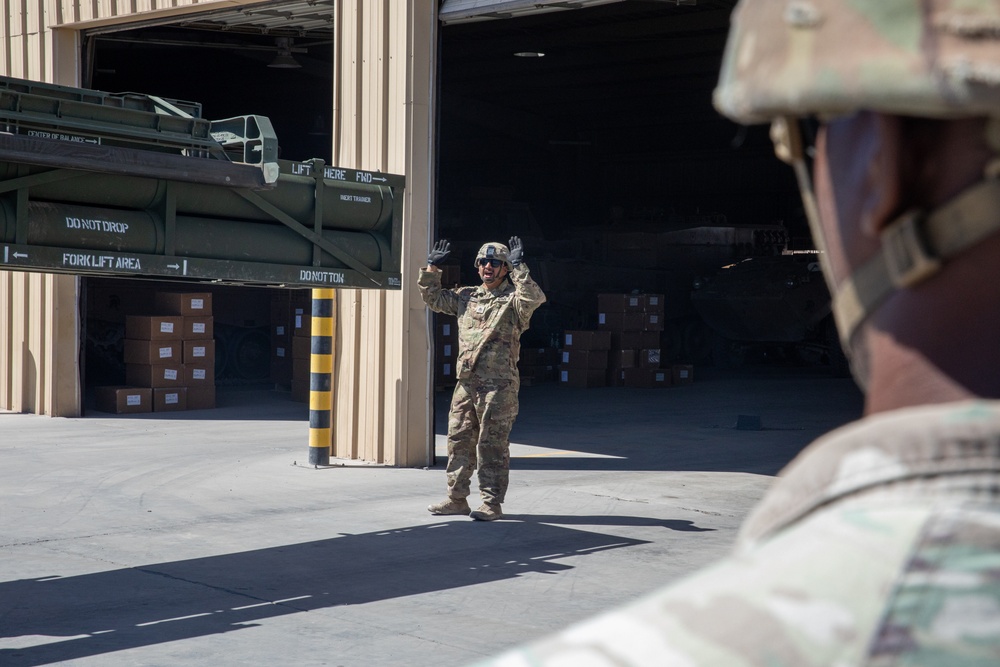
[690,251,848,375]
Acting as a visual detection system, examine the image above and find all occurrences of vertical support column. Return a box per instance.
[308,288,336,466]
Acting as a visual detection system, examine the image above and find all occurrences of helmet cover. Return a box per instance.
[714,0,1000,124]
[474,242,511,269]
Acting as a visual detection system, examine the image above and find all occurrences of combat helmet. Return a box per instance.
[474,242,512,270]
[713,0,1000,356]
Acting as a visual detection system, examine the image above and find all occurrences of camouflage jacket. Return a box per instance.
[478,400,1000,666]
[418,264,546,382]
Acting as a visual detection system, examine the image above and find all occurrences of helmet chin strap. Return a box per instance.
[773,116,1000,354]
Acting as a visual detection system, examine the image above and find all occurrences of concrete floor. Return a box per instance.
[0,365,863,666]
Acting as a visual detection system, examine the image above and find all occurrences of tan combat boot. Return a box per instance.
[470,502,503,521]
[427,497,471,515]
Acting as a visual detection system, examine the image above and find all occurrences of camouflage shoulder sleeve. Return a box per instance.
[417,269,461,316]
[474,501,1000,666]
[508,263,546,327]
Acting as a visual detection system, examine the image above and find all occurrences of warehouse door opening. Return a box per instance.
[76,4,337,415]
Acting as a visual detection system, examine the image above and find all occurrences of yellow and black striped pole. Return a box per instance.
[308,288,335,466]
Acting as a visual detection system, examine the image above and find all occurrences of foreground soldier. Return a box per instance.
[477,1,1000,663]
[419,237,546,521]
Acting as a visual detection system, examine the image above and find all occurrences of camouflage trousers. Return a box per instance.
[445,378,519,505]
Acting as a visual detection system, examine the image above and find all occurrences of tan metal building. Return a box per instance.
[0,0,438,466]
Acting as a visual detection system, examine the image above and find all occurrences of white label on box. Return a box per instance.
[442,323,451,336]
[159,346,172,359]
[599,313,606,324]
[295,315,302,328]
[160,322,174,333]
[561,370,569,382]
[442,363,451,376]
[650,315,660,324]
[276,325,285,335]
[565,333,573,346]
[164,369,178,380]
[679,370,689,379]
[277,347,286,357]
[191,298,204,310]
[193,346,206,358]
[193,369,206,380]
[649,296,660,306]
[444,344,452,356]
[629,297,639,307]
[656,372,666,382]
[126,394,141,406]
[192,322,206,334]
[165,392,179,404]
[562,351,570,363]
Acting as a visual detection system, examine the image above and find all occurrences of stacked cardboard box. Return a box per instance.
[558,330,611,388]
[597,293,669,388]
[434,313,458,389]
[518,346,559,385]
[97,291,215,413]
[270,290,293,387]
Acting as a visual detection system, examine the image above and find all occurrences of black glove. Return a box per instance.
[427,239,451,266]
[507,236,524,266]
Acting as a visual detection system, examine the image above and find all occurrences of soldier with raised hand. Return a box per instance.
[419,236,546,521]
[475,1,1000,664]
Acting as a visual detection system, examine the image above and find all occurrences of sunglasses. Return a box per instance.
[477,258,504,268]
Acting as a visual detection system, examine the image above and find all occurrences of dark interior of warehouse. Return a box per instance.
[71,0,843,413]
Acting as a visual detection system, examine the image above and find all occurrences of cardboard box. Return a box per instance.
[607,367,626,387]
[519,347,559,366]
[125,315,184,341]
[610,330,660,350]
[643,294,666,314]
[184,363,216,385]
[563,330,611,350]
[597,293,643,313]
[436,340,457,360]
[126,363,184,388]
[186,386,216,410]
[292,356,310,382]
[182,316,214,340]
[638,348,662,369]
[154,292,213,316]
[559,368,606,388]
[435,314,457,341]
[623,368,672,388]
[608,349,636,370]
[124,340,180,365]
[292,307,311,337]
[672,364,695,385]
[292,335,312,360]
[153,387,187,412]
[94,386,152,414]
[560,349,609,370]
[183,340,215,365]
[598,311,644,331]
[643,313,665,332]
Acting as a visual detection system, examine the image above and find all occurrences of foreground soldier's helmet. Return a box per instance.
[475,242,511,270]
[713,0,1000,362]
[714,0,1000,123]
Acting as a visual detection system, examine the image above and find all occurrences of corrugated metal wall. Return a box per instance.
[0,0,437,466]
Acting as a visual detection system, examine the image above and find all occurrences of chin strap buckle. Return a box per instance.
[880,210,942,288]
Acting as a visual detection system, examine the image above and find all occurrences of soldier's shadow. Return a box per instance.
[0,518,650,666]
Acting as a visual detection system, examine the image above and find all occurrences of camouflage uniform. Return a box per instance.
[418,260,546,505]
[478,401,1000,665]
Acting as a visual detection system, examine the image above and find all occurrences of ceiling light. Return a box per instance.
[513,51,545,58]
[269,37,302,69]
